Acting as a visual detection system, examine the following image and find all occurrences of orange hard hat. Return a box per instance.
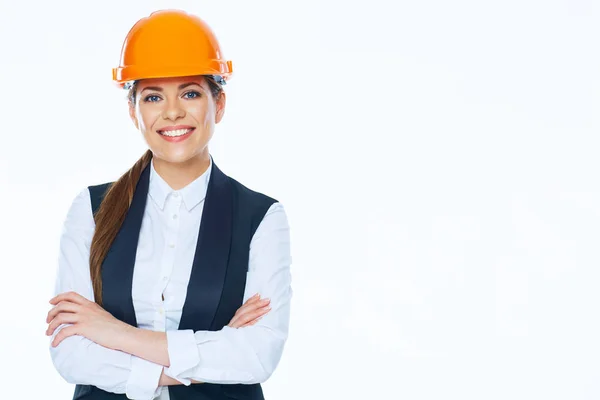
[112,9,233,88]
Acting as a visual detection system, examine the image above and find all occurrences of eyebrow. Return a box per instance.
[141,82,203,93]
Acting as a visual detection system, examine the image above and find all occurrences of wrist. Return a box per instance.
[159,369,183,386]
[115,324,170,366]
[116,323,139,353]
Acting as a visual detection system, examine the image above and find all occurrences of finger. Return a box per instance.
[230,302,271,327]
[235,294,261,316]
[46,301,79,323]
[46,301,80,323]
[46,313,79,336]
[233,299,271,319]
[228,301,268,328]
[232,307,270,328]
[52,325,78,347]
[229,298,270,326]
[50,291,88,306]
[231,295,265,321]
[236,306,271,326]
[243,315,264,327]
[244,293,261,304]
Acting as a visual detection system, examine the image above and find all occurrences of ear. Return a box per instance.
[128,101,139,129]
[215,91,226,124]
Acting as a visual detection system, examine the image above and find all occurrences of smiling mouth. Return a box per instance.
[157,128,195,137]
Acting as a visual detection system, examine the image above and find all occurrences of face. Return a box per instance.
[129,75,226,165]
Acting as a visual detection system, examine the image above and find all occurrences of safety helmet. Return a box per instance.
[112,9,233,89]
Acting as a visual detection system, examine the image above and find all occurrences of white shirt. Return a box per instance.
[49,157,293,400]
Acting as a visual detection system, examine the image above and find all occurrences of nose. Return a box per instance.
[162,98,185,121]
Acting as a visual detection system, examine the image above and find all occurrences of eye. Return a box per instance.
[143,94,162,103]
[183,90,201,99]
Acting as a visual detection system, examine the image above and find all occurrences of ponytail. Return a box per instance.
[89,150,153,306]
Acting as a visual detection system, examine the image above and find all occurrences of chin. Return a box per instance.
[146,137,210,165]
[151,148,195,164]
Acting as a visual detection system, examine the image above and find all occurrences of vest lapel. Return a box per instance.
[101,160,233,332]
[178,161,233,331]
[101,163,151,327]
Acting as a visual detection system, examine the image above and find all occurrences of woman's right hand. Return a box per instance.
[227,294,271,328]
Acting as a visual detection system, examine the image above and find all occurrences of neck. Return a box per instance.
[152,151,211,191]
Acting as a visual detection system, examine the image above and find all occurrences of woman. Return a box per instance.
[45,9,292,400]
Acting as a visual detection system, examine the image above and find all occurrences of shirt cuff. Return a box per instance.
[163,329,201,385]
[125,356,163,400]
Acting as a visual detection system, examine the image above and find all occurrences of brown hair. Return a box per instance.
[89,75,223,306]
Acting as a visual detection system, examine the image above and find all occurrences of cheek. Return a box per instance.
[202,108,216,128]
[137,108,159,133]
[202,112,212,127]
[186,103,214,127]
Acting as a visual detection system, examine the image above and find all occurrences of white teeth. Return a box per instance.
[160,128,192,137]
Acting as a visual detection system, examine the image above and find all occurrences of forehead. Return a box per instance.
[137,75,207,89]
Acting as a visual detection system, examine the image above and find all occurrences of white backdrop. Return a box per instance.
[1,0,599,399]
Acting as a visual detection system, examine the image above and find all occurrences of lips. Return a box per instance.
[157,125,195,136]
[157,125,196,142]
[160,128,192,136]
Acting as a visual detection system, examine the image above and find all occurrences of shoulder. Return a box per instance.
[87,181,114,216]
[227,176,278,206]
[223,174,288,234]
[61,186,96,236]
[64,180,113,228]
[87,181,114,201]
[226,176,281,217]
[68,186,92,211]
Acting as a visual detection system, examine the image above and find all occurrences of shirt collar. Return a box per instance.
[148,156,212,211]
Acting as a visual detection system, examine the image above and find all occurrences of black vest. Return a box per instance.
[72,159,277,400]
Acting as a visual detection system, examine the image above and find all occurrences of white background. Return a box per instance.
[0,0,599,399]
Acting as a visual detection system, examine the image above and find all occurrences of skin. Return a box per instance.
[130,75,226,190]
[46,292,271,385]
[46,75,271,387]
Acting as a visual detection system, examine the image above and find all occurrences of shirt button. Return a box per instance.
[173,192,179,198]
[169,243,175,248]
[159,308,164,315]
[162,276,168,282]
[172,214,178,220]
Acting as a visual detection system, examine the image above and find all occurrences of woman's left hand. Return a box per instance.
[46,291,130,350]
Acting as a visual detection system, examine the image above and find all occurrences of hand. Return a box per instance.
[46,291,130,349]
[227,294,271,328]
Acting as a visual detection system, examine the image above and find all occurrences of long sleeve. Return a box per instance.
[49,188,163,400]
[163,202,293,385]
